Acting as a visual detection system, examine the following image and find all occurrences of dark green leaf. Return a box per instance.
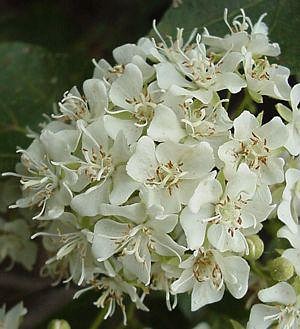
[155,0,300,73]
[0,42,89,172]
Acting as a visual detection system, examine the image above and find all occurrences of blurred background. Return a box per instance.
[0,0,170,63]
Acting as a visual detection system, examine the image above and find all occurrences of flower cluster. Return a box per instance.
[3,9,300,327]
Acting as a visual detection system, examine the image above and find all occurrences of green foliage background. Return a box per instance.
[0,1,299,328]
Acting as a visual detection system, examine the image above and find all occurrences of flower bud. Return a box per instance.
[268,257,294,282]
[47,319,71,329]
[291,276,300,295]
[245,235,264,261]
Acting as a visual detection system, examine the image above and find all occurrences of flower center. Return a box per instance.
[126,91,156,127]
[250,58,271,81]
[117,224,154,264]
[56,92,89,121]
[215,198,244,235]
[238,132,270,170]
[105,64,125,84]
[180,53,219,89]
[16,150,59,218]
[81,146,113,182]
[180,99,216,138]
[109,64,125,75]
[146,160,187,195]
[193,251,223,290]
[265,304,300,328]
[280,304,300,328]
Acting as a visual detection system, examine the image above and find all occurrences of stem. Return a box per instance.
[250,261,269,286]
[234,90,257,118]
[88,307,107,329]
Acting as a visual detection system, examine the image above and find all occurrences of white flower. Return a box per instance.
[155,38,246,104]
[74,274,148,325]
[151,22,197,64]
[181,163,274,253]
[0,302,27,329]
[276,83,300,155]
[277,168,300,232]
[108,63,163,126]
[93,58,124,85]
[247,282,300,329]
[92,202,185,285]
[33,212,96,285]
[171,248,249,311]
[243,51,291,102]
[150,261,181,311]
[112,42,155,81]
[3,130,79,219]
[103,63,163,144]
[277,224,300,276]
[93,38,157,85]
[203,9,280,57]
[126,136,215,213]
[70,124,139,216]
[137,36,165,63]
[53,79,107,123]
[0,217,37,270]
[148,95,232,166]
[218,111,288,185]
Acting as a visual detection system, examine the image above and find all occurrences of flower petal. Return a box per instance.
[247,304,279,329]
[180,205,213,250]
[191,280,224,311]
[258,282,296,305]
[83,78,107,118]
[217,254,250,299]
[147,104,185,142]
[277,225,300,249]
[70,180,111,216]
[227,163,257,200]
[155,62,191,89]
[110,165,140,205]
[92,219,129,261]
[290,83,300,112]
[188,174,222,213]
[126,136,157,182]
[103,115,142,144]
[282,248,300,276]
[260,157,285,185]
[171,269,194,294]
[109,63,143,110]
[255,116,288,150]
[113,43,145,64]
[233,111,259,141]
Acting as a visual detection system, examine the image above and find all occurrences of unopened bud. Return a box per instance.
[47,319,71,329]
[290,276,300,295]
[268,257,294,282]
[245,235,264,261]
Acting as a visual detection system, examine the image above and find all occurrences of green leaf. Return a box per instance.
[0,42,89,172]
[155,0,300,74]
